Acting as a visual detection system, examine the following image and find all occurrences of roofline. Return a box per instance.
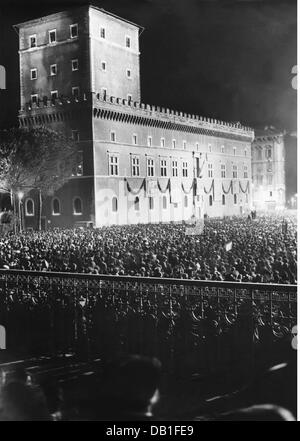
[13,4,144,33]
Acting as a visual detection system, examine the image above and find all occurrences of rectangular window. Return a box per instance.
[31,94,38,104]
[147,136,152,147]
[126,36,131,48]
[132,156,140,177]
[29,34,37,48]
[51,90,58,100]
[172,139,176,149]
[160,159,167,177]
[126,69,131,78]
[160,138,165,148]
[72,130,80,142]
[233,165,238,179]
[221,164,226,178]
[76,151,83,176]
[101,61,106,71]
[110,131,116,142]
[30,68,37,80]
[172,160,178,177]
[49,29,56,44]
[109,155,119,176]
[132,134,138,145]
[183,141,187,150]
[244,166,248,178]
[208,163,213,178]
[70,24,78,39]
[100,27,105,39]
[183,161,188,177]
[149,196,154,210]
[50,64,57,76]
[147,158,155,177]
[71,59,78,71]
[72,87,80,98]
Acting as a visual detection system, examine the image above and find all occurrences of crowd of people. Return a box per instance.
[0,353,296,421]
[0,214,297,284]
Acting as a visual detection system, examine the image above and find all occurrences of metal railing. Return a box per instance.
[0,269,297,378]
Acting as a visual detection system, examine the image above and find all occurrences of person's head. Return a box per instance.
[0,382,51,421]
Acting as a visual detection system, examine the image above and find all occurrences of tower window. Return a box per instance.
[160,138,165,148]
[31,94,38,105]
[70,24,78,39]
[49,30,56,44]
[100,27,106,39]
[147,136,152,147]
[72,59,79,71]
[172,139,176,149]
[126,36,131,48]
[183,140,187,150]
[101,61,106,71]
[29,35,37,48]
[30,69,37,80]
[126,69,131,78]
[73,197,83,215]
[110,131,116,142]
[72,87,80,98]
[132,134,138,145]
[50,64,57,76]
[51,90,58,100]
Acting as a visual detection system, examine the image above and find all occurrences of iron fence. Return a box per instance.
[0,269,297,378]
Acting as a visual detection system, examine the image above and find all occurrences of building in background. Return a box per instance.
[251,127,286,211]
[14,5,254,229]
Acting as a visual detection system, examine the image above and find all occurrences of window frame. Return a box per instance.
[30,68,37,80]
[29,34,37,48]
[147,157,155,177]
[49,29,57,44]
[71,59,79,71]
[50,64,57,76]
[25,198,35,217]
[160,158,167,177]
[73,197,83,215]
[72,86,80,99]
[52,197,61,216]
[131,155,140,177]
[108,154,119,176]
[70,23,78,39]
[125,35,131,48]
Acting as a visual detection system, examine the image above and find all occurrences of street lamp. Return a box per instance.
[17,191,24,233]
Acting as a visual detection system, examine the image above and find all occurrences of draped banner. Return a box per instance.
[157,178,171,194]
[181,179,194,194]
[204,179,215,200]
[222,180,233,195]
[125,178,146,195]
[239,180,250,194]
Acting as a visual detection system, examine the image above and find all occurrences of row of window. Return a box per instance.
[30,62,132,80]
[109,154,248,179]
[28,24,132,48]
[30,59,79,80]
[30,86,80,104]
[108,131,248,155]
[25,197,83,217]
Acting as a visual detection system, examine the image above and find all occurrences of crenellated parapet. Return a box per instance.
[92,92,254,142]
[18,91,254,142]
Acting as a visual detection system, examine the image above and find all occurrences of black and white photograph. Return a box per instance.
[0,0,297,424]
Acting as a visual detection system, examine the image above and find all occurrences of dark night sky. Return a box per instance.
[0,0,297,192]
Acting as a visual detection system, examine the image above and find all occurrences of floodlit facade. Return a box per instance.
[251,128,286,211]
[15,5,254,228]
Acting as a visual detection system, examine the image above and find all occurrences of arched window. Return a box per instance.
[222,194,225,205]
[209,195,213,206]
[73,197,82,215]
[25,198,34,216]
[184,195,188,208]
[52,197,61,215]
[112,197,118,212]
[149,197,154,210]
[134,196,140,211]
[162,196,167,210]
